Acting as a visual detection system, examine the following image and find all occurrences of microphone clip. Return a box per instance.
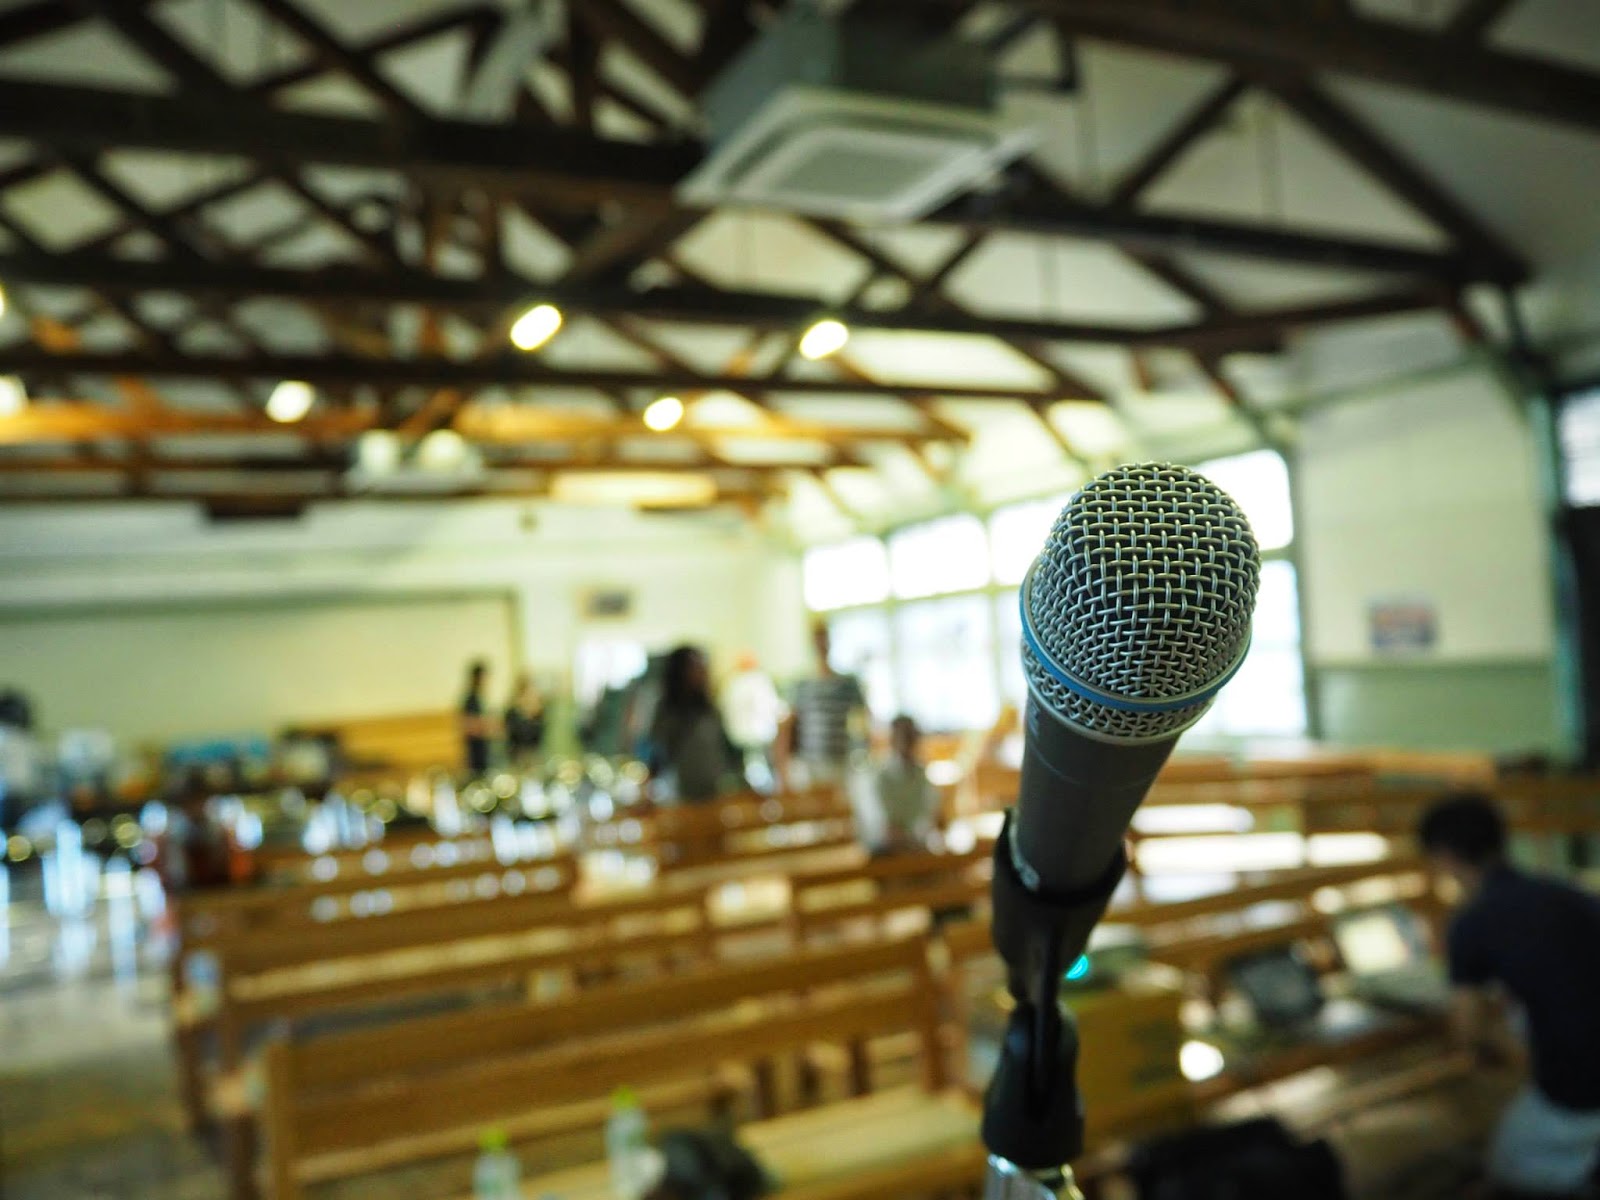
[981,812,1126,1173]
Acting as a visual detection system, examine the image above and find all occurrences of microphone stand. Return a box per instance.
[981,813,1126,1200]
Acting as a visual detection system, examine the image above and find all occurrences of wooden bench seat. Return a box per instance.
[259,937,948,1200]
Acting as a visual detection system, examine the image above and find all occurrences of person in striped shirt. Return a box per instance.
[777,622,867,790]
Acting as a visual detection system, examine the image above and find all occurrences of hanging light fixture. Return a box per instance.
[798,317,850,360]
[0,375,24,418]
[265,380,315,424]
[642,395,685,432]
[509,303,563,351]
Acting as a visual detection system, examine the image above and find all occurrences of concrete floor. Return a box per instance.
[0,858,1507,1200]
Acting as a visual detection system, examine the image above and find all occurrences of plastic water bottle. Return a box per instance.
[473,1127,522,1200]
[605,1087,653,1200]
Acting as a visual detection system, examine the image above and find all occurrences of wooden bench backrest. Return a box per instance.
[291,935,935,1092]
[178,848,575,940]
[263,937,946,1194]
[217,877,695,979]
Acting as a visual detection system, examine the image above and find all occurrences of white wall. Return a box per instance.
[1293,318,1565,752]
[0,594,515,743]
[1296,334,1553,666]
[0,499,807,742]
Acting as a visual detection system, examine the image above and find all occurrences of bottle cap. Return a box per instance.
[479,1126,509,1153]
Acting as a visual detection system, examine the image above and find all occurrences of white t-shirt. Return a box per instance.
[722,668,785,748]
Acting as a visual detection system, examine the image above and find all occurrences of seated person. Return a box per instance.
[867,714,939,855]
[1418,793,1600,1197]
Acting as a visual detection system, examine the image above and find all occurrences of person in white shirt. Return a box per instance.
[721,652,785,789]
[870,714,939,854]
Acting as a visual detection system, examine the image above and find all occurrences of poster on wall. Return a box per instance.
[1368,596,1437,655]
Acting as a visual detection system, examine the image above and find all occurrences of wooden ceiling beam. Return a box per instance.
[1109,76,1247,207]
[0,78,1500,281]
[0,401,948,447]
[0,348,1060,402]
[1031,0,1600,136]
[1261,76,1526,280]
[577,0,704,98]
[246,0,427,121]
[0,251,1451,352]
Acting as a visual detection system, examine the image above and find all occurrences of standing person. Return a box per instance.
[867,714,939,854]
[777,622,867,791]
[1417,793,1600,1196]
[647,645,739,804]
[459,659,495,779]
[721,652,785,790]
[504,673,546,767]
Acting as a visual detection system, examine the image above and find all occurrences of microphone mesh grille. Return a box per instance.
[1023,462,1260,740]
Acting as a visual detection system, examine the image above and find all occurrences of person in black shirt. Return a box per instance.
[459,659,494,778]
[504,673,546,766]
[1418,793,1600,1196]
[647,645,739,804]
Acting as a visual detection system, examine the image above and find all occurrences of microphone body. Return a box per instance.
[981,463,1260,1186]
[1011,699,1178,894]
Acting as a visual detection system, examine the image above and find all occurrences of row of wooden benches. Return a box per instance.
[186,844,1442,1199]
[243,854,1453,1200]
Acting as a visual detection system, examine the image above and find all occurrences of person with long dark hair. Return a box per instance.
[647,645,739,804]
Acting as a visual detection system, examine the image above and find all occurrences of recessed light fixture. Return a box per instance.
[266,379,315,423]
[799,317,849,360]
[509,303,563,351]
[0,375,24,418]
[643,395,685,432]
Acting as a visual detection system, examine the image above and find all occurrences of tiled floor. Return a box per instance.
[0,863,224,1199]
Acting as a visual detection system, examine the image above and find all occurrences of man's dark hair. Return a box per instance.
[1417,792,1507,866]
[466,659,488,686]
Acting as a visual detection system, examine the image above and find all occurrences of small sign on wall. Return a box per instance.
[1368,596,1437,655]
[580,587,633,620]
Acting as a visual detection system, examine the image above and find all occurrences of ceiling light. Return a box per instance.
[643,395,685,432]
[266,379,315,423]
[799,317,849,360]
[0,376,25,418]
[417,429,474,472]
[509,303,563,351]
[355,430,402,476]
[550,471,717,508]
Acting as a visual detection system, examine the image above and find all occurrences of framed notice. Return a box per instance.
[1368,597,1436,655]
[580,587,633,620]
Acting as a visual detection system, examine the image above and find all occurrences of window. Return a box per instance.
[888,514,990,599]
[573,639,647,708]
[826,609,897,721]
[803,537,890,611]
[994,589,1025,707]
[1188,559,1306,739]
[1199,450,1293,553]
[989,495,1067,587]
[1560,387,1600,507]
[893,595,999,732]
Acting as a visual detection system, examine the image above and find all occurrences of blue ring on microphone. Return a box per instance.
[1018,564,1251,715]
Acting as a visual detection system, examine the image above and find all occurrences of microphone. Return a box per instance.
[1012,461,1261,894]
[982,462,1260,1193]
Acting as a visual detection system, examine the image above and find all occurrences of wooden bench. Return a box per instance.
[259,935,948,1200]
[299,709,461,776]
[790,845,992,943]
[501,1088,984,1200]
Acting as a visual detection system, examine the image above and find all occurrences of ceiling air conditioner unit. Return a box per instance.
[680,7,1035,223]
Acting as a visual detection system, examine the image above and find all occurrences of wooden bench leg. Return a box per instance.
[223,1115,259,1200]
[174,1024,207,1134]
[753,1059,780,1119]
[848,1039,872,1097]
